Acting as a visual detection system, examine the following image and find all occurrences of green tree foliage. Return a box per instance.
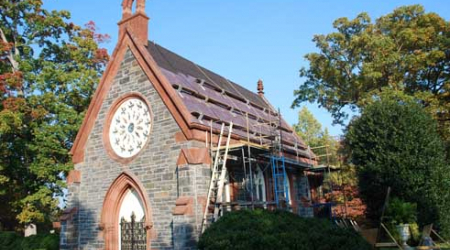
[345,97,450,234]
[198,210,371,250]
[0,0,109,229]
[292,5,450,134]
[294,106,339,166]
[293,106,323,147]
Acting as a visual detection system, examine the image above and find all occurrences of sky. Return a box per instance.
[44,0,450,136]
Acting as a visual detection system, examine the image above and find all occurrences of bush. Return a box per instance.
[0,232,59,250]
[345,97,450,234]
[385,198,417,225]
[0,232,22,250]
[198,210,371,250]
[21,233,59,250]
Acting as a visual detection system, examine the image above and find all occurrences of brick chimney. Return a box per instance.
[118,0,149,46]
[257,79,264,97]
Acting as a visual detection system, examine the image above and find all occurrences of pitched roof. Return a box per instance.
[147,42,311,158]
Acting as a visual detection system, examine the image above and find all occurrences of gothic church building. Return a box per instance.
[60,1,316,249]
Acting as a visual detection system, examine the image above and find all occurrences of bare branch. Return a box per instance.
[0,26,19,72]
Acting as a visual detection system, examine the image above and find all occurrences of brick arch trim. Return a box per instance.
[100,171,153,250]
[122,0,146,17]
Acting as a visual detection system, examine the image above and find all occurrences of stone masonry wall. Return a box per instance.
[173,163,210,249]
[61,49,208,249]
[60,179,80,249]
[297,174,314,218]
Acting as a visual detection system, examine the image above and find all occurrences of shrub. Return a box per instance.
[0,232,59,250]
[21,233,59,250]
[198,209,371,250]
[385,198,417,225]
[0,231,22,250]
[345,97,450,234]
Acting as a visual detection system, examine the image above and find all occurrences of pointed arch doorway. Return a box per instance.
[101,172,153,250]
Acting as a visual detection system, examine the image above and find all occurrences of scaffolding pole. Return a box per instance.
[246,113,254,209]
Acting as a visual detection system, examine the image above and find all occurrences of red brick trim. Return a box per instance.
[102,92,154,165]
[172,196,194,216]
[197,196,207,215]
[100,171,154,250]
[60,207,78,221]
[118,13,149,46]
[69,25,313,166]
[70,30,131,164]
[66,170,81,185]
[174,131,187,143]
[70,28,194,164]
[52,221,61,229]
[176,148,211,166]
[121,0,146,19]
[130,31,194,137]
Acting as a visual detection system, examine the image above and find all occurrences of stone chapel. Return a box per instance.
[60,1,318,249]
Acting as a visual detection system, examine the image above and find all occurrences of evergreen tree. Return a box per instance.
[346,96,450,234]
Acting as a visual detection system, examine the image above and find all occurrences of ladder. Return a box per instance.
[271,155,289,208]
[201,122,233,233]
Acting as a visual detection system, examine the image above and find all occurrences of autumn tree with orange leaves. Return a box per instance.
[0,0,109,230]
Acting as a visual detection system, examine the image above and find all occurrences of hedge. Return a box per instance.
[0,231,59,250]
[198,209,371,250]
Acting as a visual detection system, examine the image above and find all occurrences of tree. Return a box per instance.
[294,108,364,218]
[292,5,450,135]
[0,0,109,230]
[293,107,323,147]
[293,106,339,166]
[345,96,450,234]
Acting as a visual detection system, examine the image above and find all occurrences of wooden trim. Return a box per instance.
[100,171,154,250]
[102,92,154,165]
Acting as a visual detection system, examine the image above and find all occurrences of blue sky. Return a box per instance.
[44,0,450,136]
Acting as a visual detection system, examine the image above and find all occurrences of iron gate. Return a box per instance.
[120,212,147,250]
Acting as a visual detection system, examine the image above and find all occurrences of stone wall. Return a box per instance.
[296,174,314,218]
[61,49,209,249]
[173,163,210,250]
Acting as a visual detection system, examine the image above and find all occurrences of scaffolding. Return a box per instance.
[191,62,314,231]
[304,141,347,220]
[271,156,289,208]
[152,41,328,230]
[200,108,312,232]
